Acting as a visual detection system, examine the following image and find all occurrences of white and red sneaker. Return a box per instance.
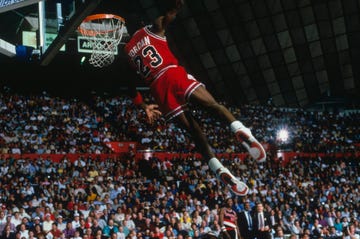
[235,127,266,163]
[217,167,249,196]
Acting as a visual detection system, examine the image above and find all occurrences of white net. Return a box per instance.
[78,14,126,68]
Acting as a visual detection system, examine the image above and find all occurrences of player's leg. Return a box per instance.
[174,111,249,196]
[189,85,266,163]
[175,111,213,159]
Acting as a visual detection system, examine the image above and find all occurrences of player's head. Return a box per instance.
[225,196,233,206]
[125,13,147,36]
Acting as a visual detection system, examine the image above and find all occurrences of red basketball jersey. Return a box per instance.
[124,26,179,85]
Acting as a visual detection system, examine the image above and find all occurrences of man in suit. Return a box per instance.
[252,202,271,239]
[238,200,254,239]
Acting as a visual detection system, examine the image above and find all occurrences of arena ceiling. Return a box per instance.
[1,0,360,108]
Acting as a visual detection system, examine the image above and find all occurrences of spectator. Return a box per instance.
[252,202,271,239]
[123,214,136,232]
[32,224,45,239]
[102,219,119,238]
[63,222,76,239]
[311,219,324,239]
[116,226,126,239]
[3,216,16,234]
[55,215,66,232]
[71,213,81,230]
[343,224,360,239]
[42,214,54,235]
[18,223,29,239]
[1,224,16,239]
[237,200,254,239]
[72,230,82,239]
[46,222,63,239]
[273,226,285,239]
[325,226,342,238]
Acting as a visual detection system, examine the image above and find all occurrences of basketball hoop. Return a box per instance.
[78,14,126,68]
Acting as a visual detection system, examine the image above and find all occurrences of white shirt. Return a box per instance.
[19,229,29,239]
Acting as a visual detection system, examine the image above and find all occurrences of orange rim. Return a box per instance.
[82,13,125,23]
[78,13,125,37]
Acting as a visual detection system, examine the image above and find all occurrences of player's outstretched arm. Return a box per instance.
[144,104,162,124]
[132,91,162,124]
[152,0,184,36]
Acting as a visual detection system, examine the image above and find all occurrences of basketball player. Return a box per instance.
[124,0,266,196]
[219,197,241,239]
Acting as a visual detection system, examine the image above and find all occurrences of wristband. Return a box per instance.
[221,226,226,231]
[132,92,143,106]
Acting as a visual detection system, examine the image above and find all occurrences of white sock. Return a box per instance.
[208,157,224,173]
[230,120,246,133]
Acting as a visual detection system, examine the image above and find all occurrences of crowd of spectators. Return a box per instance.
[0,151,358,239]
[0,88,359,155]
[0,87,358,239]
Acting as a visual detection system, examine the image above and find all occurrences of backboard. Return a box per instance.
[0,0,41,14]
[0,0,108,64]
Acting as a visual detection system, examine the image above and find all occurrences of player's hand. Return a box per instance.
[144,104,162,124]
[175,0,184,10]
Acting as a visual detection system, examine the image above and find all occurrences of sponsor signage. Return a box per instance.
[77,36,118,55]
